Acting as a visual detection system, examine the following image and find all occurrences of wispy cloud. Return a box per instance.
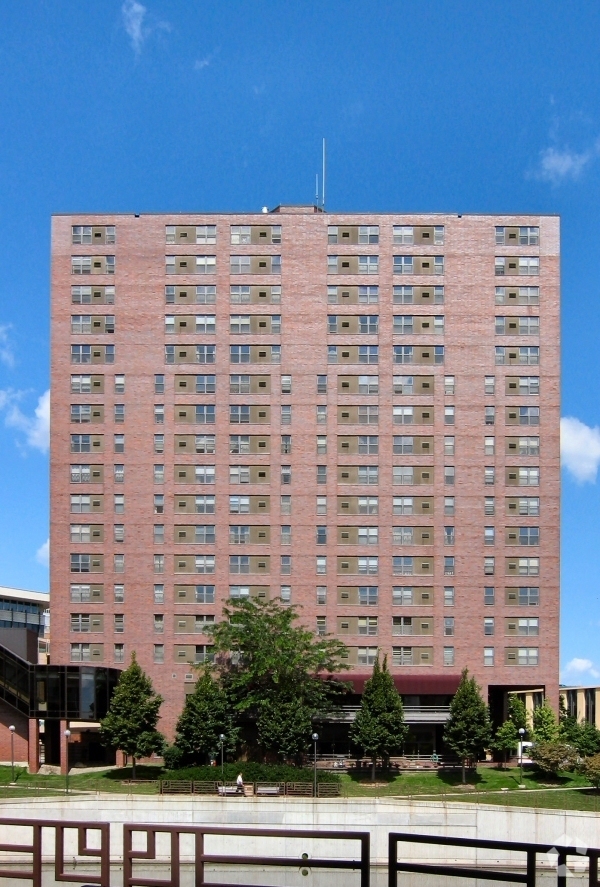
[121,0,171,56]
[36,539,49,568]
[194,48,219,71]
[535,138,600,185]
[561,416,600,483]
[5,389,50,453]
[0,324,15,368]
[562,657,600,682]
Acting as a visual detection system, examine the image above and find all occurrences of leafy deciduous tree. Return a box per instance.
[100,652,164,778]
[492,719,519,768]
[350,654,408,781]
[581,753,600,789]
[532,701,559,743]
[530,741,577,776]
[206,598,348,760]
[443,669,492,783]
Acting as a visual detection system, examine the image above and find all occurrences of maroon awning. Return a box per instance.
[326,673,461,695]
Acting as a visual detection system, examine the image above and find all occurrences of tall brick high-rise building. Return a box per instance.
[50,208,560,747]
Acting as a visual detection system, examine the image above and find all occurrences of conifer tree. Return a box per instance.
[350,654,408,781]
[443,669,491,783]
[532,700,559,743]
[173,669,238,765]
[100,652,164,778]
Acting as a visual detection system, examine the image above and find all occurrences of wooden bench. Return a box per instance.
[285,782,314,797]
[159,780,192,794]
[254,782,285,796]
[317,782,341,798]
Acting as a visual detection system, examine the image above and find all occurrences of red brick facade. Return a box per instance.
[50,209,560,739]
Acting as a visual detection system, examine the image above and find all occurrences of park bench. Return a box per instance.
[285,782,314,797]
[254,782,285,796]
[159,780,192,794]
[218,782,251,796]
[317,782,341,798]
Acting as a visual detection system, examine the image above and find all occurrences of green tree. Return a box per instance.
[350,654,409,781]
[100,652,164,778]
[443,669,492,783]
[530,740,577,776]
[172,669,239,766]
[206,598,348,760]
[492,719,519,768]
[532,701,559,743]
[507,695,528,732]
[560,717,600,757]
[581,753,600,789]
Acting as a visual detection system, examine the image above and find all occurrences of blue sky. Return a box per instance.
[0,1,599,683]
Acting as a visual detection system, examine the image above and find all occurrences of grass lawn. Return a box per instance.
[0,764,598,812]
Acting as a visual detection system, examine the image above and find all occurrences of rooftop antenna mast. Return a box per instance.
[315,173,319,206]
[322,138,326,210]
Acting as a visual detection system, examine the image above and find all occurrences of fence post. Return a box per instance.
[526,849,536,887]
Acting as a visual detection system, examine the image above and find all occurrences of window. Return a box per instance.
[358,405,379,424]
[114,644,125,663]
[359,315,379,334]
[71,644,91,662]
[280,585,291,603]
[316,436,327,455]
[316,496,327,515]
[518,467,539,486]
[444,406,455,425]
[114,494,125,514]
[444,586,455,607]
[358,255,379,274]
[114,434,125,453]
[194,555,215,573]
[518,527,539,546]
[518,407,540,425]
[444,526,455,545]
[358,497,378,514]
[230,405,250,425]
[280,525,291,545]
[518,617,539,636]
[71,404,92,424]
[444,497,455,516]
[518,587,539,606]
[393,467,414,485]
[444,467,455,485]
[316,526,327,545]
[484,586,495,605]
[393,527,414,544]
[517,557,539,576]
[70,495,91,513]
[517,648,539,666]
[280,495,291,515]
[316,465,327,485]
[393,346,414,365]
[316,616,327,636]
[315,586,327,606]
[485,497,495,515]
[484,527,495,546]
[444,617,455,636]
[393,226,414,244]
[153,614,164,634]
[392,587,413,605]
[70,464,91,483]
[316,556,327,575]
[484,647,495,666]
[358,616,378,635]
[443,647,455,666]
[359,586,379,605]
[358,527,378,545]
[444,436,455,456]
[358,375,379,394]
[484,557,495,575]
[279,435,291,455]
[393,256,414,275]
[153,555,164,574]
[496,346,540,365]
[71,345,91,364]
[484,436,495,456]
[484,467,495,485]
[195,465,216,484]
[229,525,249,544]
[485,406,495,426]
[281,404,292,425]
[316,405,327,424]
[392,647,413,666]
[280,555,291,574]
[152,464,165,484]
[358,557,378,574]
[154,434,164,454]
[114,615,124,633]
[153,584,164,604]
[279,464,291,485]
[114,464,124,483]
[393,498,413,515]
[393,315,413,334]
[357,646,378,665]
[393,407,414,425]
[359,436,379,454]
[153,645,164,663]
[114,525,125,543]
[393,556,413,576]
[444,556,455,576]
[484,617,495,636]
[358,465,379,484]
[393,375,413,394]
[114,404,125,424]
[359,345,379,364]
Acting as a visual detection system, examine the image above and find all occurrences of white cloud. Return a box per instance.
[121,0,171,56]
[535,138,600,185]
[560,416,600,483]
[36,539,49,568]
[6,389,50,453]
[562,658,600,681]
[0,324,15,368]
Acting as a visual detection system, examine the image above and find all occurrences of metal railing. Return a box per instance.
[0,818,110,887]
[389,832,600,887]
[123,823,370,887]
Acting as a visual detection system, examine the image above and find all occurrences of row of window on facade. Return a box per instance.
[69,255,542,277]
[72,224,539,247]
[68,552,542,577]
[68,521,540,547]
[69,284,542,308]
[68,582,540,608]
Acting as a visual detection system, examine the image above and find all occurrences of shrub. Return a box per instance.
[581,753,600,789]
[162,762,340,784]
[531,741,577,775]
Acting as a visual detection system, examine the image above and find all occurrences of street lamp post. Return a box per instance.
[312,732,319,798]
[518,727,525,787]
[219,733,225,782]
[64,729,71,795]
[8,726,15,784]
